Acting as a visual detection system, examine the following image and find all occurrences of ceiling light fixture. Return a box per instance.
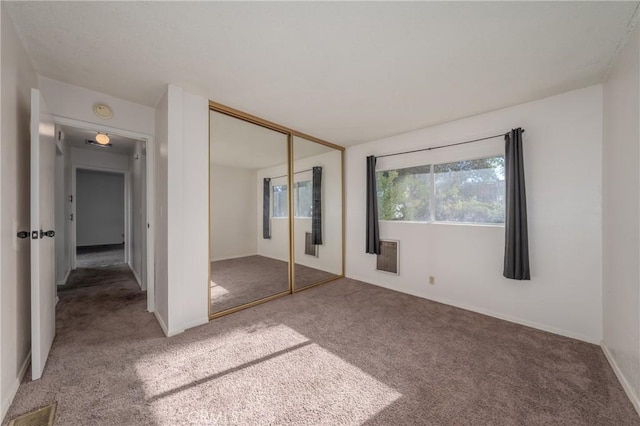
[95,132,110,145]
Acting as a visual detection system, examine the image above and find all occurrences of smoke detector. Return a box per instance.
[93,104,113,119]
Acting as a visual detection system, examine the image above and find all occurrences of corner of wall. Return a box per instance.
[0,353,30,422]
[602,343,640,415]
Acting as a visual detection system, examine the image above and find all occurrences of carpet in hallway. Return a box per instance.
[76,244,124,268]
[4,269,639,425]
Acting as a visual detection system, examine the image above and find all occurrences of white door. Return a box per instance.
[30,88,56,380]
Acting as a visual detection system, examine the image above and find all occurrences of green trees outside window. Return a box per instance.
[376,156,505,224]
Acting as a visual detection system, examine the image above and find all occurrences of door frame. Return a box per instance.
[51,116,156,312]
[71,165,131,267]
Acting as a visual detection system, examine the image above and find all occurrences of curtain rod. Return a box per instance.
[268,168,313,180]
[376,129,525,159]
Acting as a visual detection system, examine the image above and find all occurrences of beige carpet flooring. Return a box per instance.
[76,244,125,268]
[5,266,639,425]
[210,255,338,313]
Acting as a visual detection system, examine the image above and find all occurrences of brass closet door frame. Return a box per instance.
[208,101,345,320]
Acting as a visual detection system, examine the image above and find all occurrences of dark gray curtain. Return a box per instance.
[366,155,380,254]
[311,167,323,245]
[504,128,530,280]
[263,178,271,239]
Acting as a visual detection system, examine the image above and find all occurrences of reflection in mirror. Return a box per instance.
[209,111,289,315]
[292,136,343,290]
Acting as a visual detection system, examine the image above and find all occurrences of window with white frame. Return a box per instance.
[294,180,312,218]
[376,156,505,224]
[272,184,288,218]
[376,165,431,221]
[434,157,505,224]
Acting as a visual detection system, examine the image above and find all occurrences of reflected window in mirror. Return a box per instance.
[294,181,312,218]
[272,184,288,218]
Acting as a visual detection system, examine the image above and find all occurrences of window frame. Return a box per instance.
[271,183,288,219]
[376,154,506,226]
[293,180,313,219]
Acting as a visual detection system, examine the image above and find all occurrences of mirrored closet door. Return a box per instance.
[292,136,343,290]
[209,110,290,317]
[209,102,345,319]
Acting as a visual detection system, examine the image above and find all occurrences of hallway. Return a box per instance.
[57,244,127,292]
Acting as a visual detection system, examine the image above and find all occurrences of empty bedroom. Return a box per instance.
[2,1,640,425]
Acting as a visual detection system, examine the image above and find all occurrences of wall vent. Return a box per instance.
[305,232,318,257]
[376,240,399,275]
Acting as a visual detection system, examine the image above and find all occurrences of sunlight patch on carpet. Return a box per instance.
[135,324,401,424]
[210,280,229,297]
[134,324,311,397]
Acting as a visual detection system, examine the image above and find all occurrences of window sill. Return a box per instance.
[378,220,504,228]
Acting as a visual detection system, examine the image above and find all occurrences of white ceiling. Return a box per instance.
[210,112,335,170]
[61,125,139,156]
[6,2,639,146]
[210,111,288,169]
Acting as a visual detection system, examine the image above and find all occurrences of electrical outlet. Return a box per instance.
[429,276,435,285]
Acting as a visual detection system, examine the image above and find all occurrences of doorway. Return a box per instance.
[52,123,151,299]
[75,168,126,268]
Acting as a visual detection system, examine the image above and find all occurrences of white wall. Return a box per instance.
[76,170,125,247]
[602,23,640,412]
[130,141,147,288]
[54,142,67,284]
[0,4,38,420]
[154,85,209,336]
[154,89,169,333]
[346,85,604,344]
[210,165,257,261]
[70,146,130,171]
[38,77,154,136]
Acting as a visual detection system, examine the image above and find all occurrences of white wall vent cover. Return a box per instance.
[305,232,318,257]
[376,240,399,275]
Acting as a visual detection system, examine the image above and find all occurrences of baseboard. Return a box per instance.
[1,352,31,422]
[601,343,640,416]
[178,317,208,333]
[348,274,600,344]
[56,268,71,286]
[210,253,258,262]
[252,253,289,263]
[128,263,143,290]
[154,311,170,337]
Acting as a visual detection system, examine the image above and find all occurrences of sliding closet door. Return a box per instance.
[292,136,344,291]
[209,111,289,317]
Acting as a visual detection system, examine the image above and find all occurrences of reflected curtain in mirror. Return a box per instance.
[263,178,271,239]
[311,166,322,245]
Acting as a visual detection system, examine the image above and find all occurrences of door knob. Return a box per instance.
[16,231,29,239]
[40,230,55,238]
